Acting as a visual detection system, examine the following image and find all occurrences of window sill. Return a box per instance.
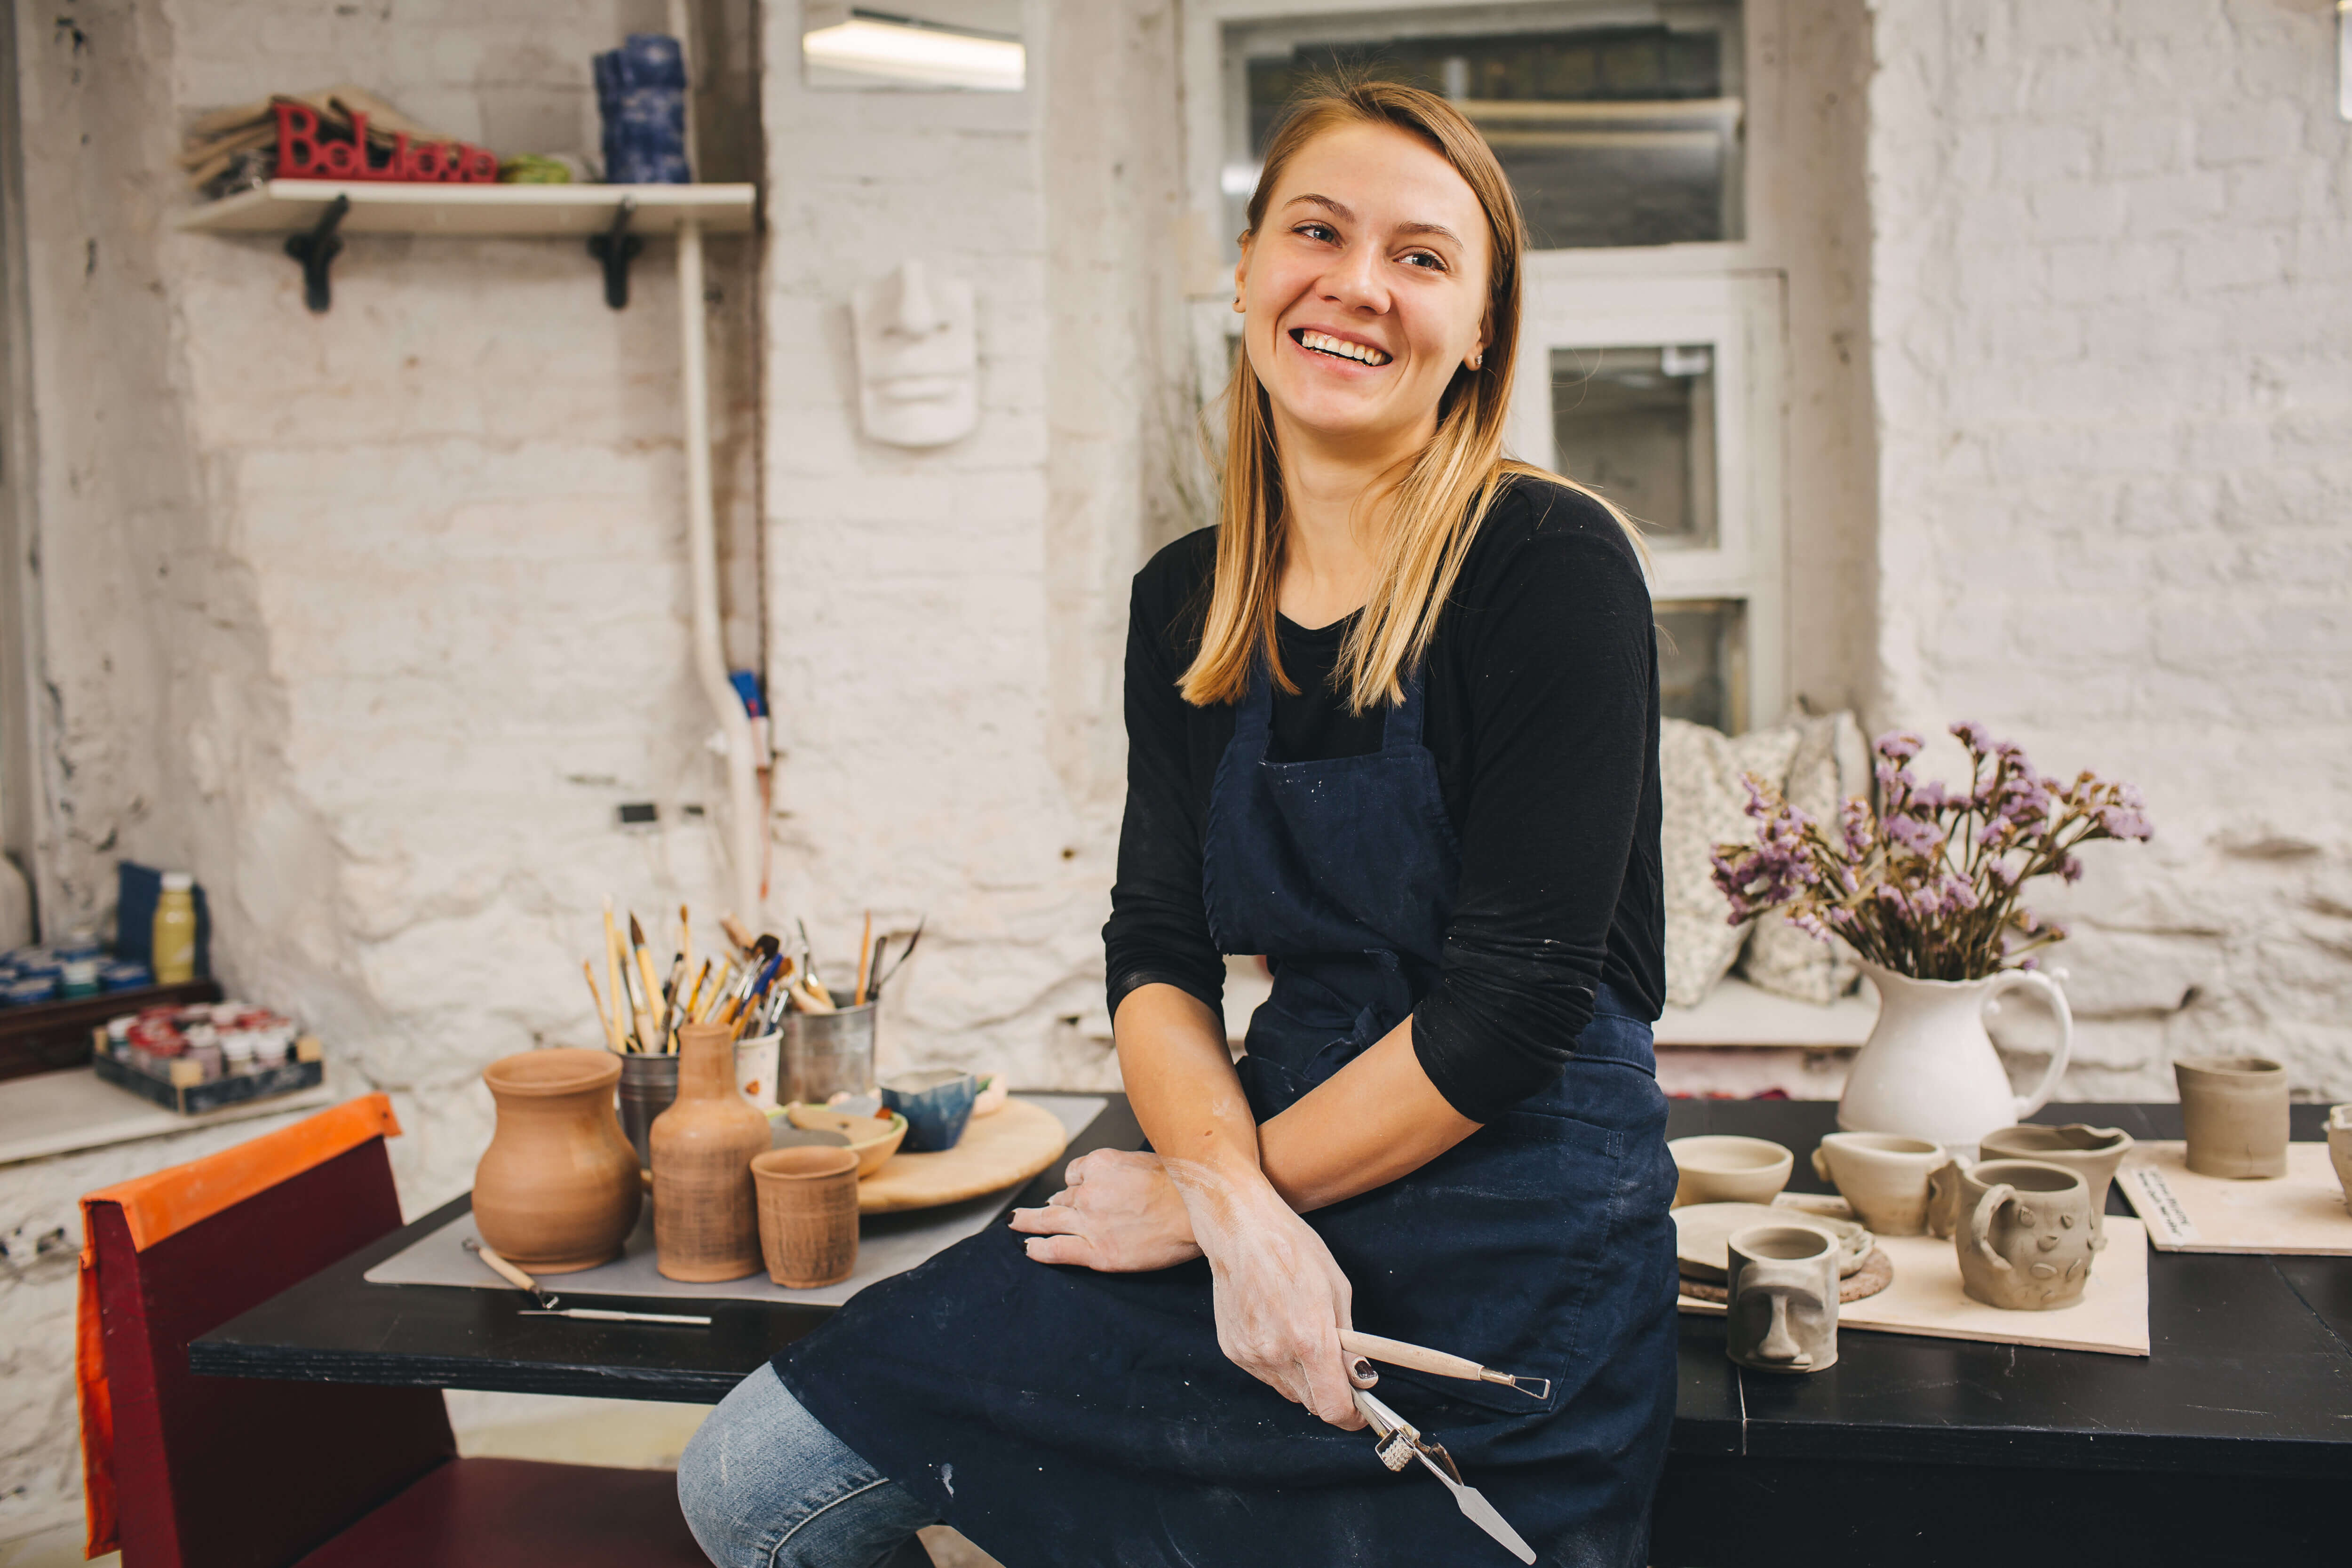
[0,1066,338,1167]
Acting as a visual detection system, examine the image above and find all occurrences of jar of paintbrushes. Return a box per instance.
[578,902,923,1163]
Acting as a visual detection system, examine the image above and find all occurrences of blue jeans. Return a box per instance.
[678,1365,938,1568]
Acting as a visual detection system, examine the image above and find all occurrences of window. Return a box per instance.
[1185,1,1788,735]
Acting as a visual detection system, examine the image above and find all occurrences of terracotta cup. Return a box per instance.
[751,1146,861,1288]
[1809,1132,1945,1236]
[2175,1055,2289,1179]
[1978,1123,2134,1241]
[1954,1159,2101,1311]
[1668,1136,1794,1209]
[1725,1225,1839,1374]
[473,1048,641,1274]
[2326,1105,2352,1212]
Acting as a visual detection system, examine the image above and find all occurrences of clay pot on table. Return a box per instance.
[1954,1159,2102,1311]
[652,1021,772,1282]
[473,1047,641,1274]
[2175,1055,2289,1179]
[1978,1123,2133,1242]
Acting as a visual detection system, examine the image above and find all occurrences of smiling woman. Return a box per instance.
[680,79,1673,1568]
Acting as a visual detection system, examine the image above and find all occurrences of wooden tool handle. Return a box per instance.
[1340,1329,1485,1384]
[468,1241,539,1295]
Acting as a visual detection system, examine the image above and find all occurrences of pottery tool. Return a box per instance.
[1351,1388,1534,1563]
[867,917,923,1000]
[463,1238,561,1311]
[854,911,874,1005]
[1339,1330,1551,1401]
[519,1306,713,1326]
[583,962,626,1054]
[794,920,835,1008]
[602,897,630,1050]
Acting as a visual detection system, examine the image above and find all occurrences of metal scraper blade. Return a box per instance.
[1416,1452,1536,1563]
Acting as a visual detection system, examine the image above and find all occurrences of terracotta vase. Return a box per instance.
[473,1047,641,1274]
[651,1021,771,1281]
[1837,962,2074,1152]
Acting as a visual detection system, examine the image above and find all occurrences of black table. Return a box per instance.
[195,1099,2350,1565]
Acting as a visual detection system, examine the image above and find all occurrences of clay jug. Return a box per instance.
[652,1021,770,1281]
[474,1048,641,1274]
[1838,962,2074,1152]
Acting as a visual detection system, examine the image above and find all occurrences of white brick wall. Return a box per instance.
[1866,0,2352,1097]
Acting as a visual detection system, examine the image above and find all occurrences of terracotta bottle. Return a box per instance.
[652,1021,770,1281]
[474,1048,641,1273]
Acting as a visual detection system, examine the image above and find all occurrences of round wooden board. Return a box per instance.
[857,1097,1070,1214]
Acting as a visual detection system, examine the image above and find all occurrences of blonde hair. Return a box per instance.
[1180,78,1646,714]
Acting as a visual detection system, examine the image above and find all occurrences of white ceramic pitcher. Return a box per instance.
[1837,961,2074,1153]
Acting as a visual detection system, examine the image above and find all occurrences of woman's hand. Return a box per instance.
[1168,1160,1372,1430]
[1009,1149,1202,1272]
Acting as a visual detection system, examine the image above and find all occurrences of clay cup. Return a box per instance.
[2327,1105,2352,1213]
[751,1146,861,1288]
[1810,1132,1945,1236]
[1726,1225,1840,1374]
[1668,1136,1794,1209]
[1955,1159,2101,1311]
[1978,1123,2133,1241]
[2175,1055,2289,1179]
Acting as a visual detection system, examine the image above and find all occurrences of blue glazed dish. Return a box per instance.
[879,1068,978,1153]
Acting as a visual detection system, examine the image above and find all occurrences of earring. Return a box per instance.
[1469,352,1484,370]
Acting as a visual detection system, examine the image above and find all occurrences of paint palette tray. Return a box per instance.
[91,1032,324,1116]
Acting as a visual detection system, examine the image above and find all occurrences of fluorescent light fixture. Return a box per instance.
[1219,161,1263,198]
[803,16,1024,92]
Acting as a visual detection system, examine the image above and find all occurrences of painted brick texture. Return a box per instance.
[1867,0,2352,1096]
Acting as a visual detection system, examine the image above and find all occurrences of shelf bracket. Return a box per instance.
[587,198,643,310]
[284,194,350,313]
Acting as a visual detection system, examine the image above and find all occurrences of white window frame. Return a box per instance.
[1182,0,1796,735]
[1514,269,1787,727]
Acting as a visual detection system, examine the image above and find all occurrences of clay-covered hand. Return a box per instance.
[1168,1161,1372,1430]
[1009,1149,1202,1272]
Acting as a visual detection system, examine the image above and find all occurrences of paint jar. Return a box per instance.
[617,1051,681,1169]
[784,1002,876,1107]
[60,959,102,999]
[152,873,198,985]
[735,1032,782,1112]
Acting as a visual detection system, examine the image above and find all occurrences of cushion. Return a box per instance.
[1658,718,1801,1008]
[1737,710,1869,1004]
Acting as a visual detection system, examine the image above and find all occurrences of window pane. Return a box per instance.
[1655,598,1747,734]
[1551,345,1716,549]
[1233,7,1742,251]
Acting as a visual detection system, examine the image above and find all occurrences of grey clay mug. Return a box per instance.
[1954,1158,2102,1311]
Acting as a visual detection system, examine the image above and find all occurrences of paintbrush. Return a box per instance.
[869,917,923,1000]
[602,897,629,1051]
[628,914,666,1051]
[683,958,712,1022]
[679,903,693,1003]
[583,961,625,1053]
[613,937,653,1051]
[854,911,874,1005]
[720,913,755,958]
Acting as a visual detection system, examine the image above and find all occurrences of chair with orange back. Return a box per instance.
[79,1094,707,1568]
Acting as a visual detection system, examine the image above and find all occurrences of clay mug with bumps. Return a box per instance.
[1955,1159,2102,1311]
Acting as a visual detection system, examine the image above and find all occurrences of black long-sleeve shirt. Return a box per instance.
[1102,475,1664,1123]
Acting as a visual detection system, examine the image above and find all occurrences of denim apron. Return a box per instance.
[778,662,1678,1568]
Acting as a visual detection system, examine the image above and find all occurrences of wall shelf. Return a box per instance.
[178,178,756,237]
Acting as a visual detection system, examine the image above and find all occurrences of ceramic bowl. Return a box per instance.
[880,1067,980,1152]
[971,1072,1010,1118]
[783,1102,907,1178]
[1668,1135,1795,1208]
